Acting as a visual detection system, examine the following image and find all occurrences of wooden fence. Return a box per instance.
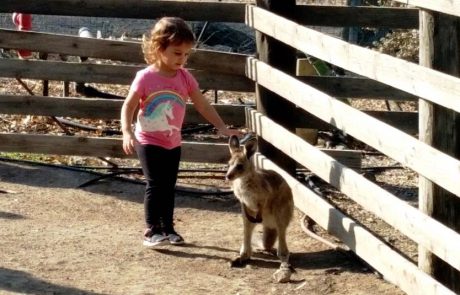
[244,2,460,295]
[0,1,459,294]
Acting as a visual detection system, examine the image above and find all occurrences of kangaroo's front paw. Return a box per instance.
[272,263,293,283]
[230,256,250,268]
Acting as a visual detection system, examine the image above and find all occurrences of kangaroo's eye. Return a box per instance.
[236,164,244,170]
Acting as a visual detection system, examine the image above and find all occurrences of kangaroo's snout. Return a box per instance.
[225,171,232,181]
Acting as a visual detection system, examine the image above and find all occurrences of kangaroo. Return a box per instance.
[225,135,294,283]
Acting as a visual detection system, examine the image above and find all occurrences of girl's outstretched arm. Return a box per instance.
[121,89,140,155]
[189,89,241,137]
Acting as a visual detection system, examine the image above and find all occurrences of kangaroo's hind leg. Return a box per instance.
[272,224,293,283]
[276,225,290,265]
[231,212,256,267]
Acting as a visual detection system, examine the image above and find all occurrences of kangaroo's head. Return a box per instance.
[225,135,257,181]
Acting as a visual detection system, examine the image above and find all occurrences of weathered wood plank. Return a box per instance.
[246,57,460,197]
[294,6,418,28]
[0,28,420,99]
[0,0,418,28]
[188,49,248,77]
[246,5,460,112]
[0,29,248,75]
[0,133,230,163]
[392,0,460,18]
[255,154,455,295]
[296,108,418,134]
[0,132,361,168]
[0,95,417,133]
[0,95,247,125]
[319,149,361,170]
[299,76,416,100]
[0,59,253,92]
[0,2,420,27]
[0,95,122,119]
[365,111,417,135]
[246,109,460,273]
[0,0,246,22]
[418,10,460,292]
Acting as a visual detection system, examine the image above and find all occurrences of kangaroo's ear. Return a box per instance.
[228,135,240,154]
[244,137,257,159]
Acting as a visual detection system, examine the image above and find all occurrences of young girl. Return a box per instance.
[121,17,240,247]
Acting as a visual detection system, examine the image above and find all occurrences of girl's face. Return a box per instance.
[157,42,193,75]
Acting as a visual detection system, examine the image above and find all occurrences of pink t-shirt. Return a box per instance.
[130,67,199,149]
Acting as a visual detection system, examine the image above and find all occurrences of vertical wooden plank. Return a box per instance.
[418,10,435,278]
[348,0,361,44]
[419,10,460,293]
[254,0,297,175]
[39,52,49,96]
[63,81,70,97]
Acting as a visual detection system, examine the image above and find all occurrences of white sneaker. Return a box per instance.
[143,228,168,247]
[165,230,185,245]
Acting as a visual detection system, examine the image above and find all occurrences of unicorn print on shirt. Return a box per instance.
[138,90,185,137]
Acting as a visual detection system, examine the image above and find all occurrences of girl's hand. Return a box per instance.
[122,131,137,155]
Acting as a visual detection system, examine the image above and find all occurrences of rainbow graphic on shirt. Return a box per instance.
[138,90,186,136]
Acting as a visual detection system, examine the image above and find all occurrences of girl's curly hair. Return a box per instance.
[142,17,196,65]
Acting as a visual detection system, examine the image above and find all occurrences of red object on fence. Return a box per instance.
[12,13,33,59]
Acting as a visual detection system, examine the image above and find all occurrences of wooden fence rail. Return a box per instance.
[246,108,460,273]
[0,132,361,168]
[255,153,454,295]
[0,29,418,100]
[0,95,246,124]
[0,29,248,75]
[293,5,418,28]
[0,95,417,133]
[391,0,460,18]
[0,0,246,22]
[0,133,229,163]
[246,5,460,113]
[246,57,460,198]
[0,58,253,92]
[0,1,418,28]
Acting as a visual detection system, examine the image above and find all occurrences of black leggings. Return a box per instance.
[135,143,181,229]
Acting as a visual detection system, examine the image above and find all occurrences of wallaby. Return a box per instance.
[225,135,294,283]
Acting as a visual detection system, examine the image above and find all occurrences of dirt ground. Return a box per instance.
[0,160,405,295]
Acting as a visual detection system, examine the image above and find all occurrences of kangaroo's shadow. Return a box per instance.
[151,243,369,275]
[228,249,363,273]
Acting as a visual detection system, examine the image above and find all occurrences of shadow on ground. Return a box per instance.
[0,160,240,213]
[0,267,107,295]
[151,242,369,275]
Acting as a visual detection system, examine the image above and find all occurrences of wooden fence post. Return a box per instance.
[255,0,297,175]
[419,10,460,292]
